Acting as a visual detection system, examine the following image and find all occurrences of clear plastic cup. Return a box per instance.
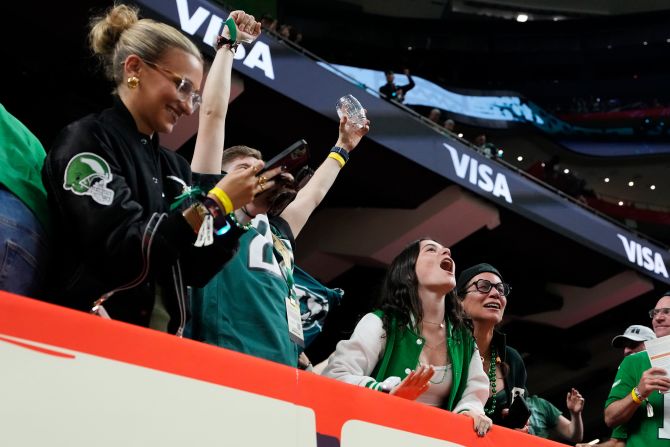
[336,94,367,128]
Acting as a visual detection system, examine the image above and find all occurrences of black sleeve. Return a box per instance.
[379,83,393,99]
[191,172,222,191]
[45,122,192,283]
[44,122,240,291]
[180,171,244,286]
[399,75,415,94]
[180,222,243,287]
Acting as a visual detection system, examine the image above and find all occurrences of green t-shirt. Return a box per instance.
[527,395,561,438]
[0,103,49,231]
[189,214,299,367]
[606,351,670,446]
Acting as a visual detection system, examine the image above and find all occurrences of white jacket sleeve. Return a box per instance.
[453,348,489,414]
[321,313,388,390]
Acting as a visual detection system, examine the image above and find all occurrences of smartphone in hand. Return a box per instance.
[504,389,531,429]
[258,139,309,175]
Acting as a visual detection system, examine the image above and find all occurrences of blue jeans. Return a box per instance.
[0,186,49,298]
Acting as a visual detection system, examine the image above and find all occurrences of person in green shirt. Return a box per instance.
[576,325,656,447]
[186,11,369,365]
[603,292,670,447]
[527,388,584,442]
[0,102,50,298]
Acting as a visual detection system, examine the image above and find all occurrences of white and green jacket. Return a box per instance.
[323,311,488,413]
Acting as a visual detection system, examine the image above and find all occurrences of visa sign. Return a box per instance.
[176,0,275,79]
[443,143,512,203]
[617,234,669,278]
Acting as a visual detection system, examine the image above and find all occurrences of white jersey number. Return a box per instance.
[247,219,282,276]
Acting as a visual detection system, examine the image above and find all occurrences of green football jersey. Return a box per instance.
[189,214,299,366]
[527,395,561,439]
[606,351,670,446]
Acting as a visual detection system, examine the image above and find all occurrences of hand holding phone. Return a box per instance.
[258,139,309,175]
[503,389,531,429]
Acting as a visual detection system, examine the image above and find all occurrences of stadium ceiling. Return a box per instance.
[338,0,670,20]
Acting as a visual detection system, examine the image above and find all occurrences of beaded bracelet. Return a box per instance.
[228,211,253,231]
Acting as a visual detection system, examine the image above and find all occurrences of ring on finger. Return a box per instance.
[257,175,267,186]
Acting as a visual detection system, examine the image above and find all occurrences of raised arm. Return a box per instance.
[400,68,415,93]
[280,115,369,237]
[554,388,584,443]
[191,11,261,174]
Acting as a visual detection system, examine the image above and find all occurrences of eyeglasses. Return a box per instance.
[142,59,202,110]
[465,279,511,297]
[649,308,670,318]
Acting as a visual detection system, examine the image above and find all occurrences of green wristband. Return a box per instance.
[225,17,237,43]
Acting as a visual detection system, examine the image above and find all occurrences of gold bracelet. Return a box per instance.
[209,187,234,214]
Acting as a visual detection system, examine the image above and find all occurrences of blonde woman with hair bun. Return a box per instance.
[42,4,266,334]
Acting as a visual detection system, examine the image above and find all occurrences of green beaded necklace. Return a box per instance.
[484,346,497,416]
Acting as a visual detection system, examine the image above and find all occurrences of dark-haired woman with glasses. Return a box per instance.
[457,263,529,430]
[42,4,269,334]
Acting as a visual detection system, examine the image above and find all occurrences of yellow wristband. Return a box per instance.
[631,387,643,405]
[328,152,346,168]
[209,187,234,214]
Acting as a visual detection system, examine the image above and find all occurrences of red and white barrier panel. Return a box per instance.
[0,291,561,446]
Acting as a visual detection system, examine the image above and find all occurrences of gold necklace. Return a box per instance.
[423,319,445,328]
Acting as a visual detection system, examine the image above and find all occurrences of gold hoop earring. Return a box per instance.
[127,76,140,89]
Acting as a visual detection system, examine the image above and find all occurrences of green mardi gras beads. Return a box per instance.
[484,347,498,416]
